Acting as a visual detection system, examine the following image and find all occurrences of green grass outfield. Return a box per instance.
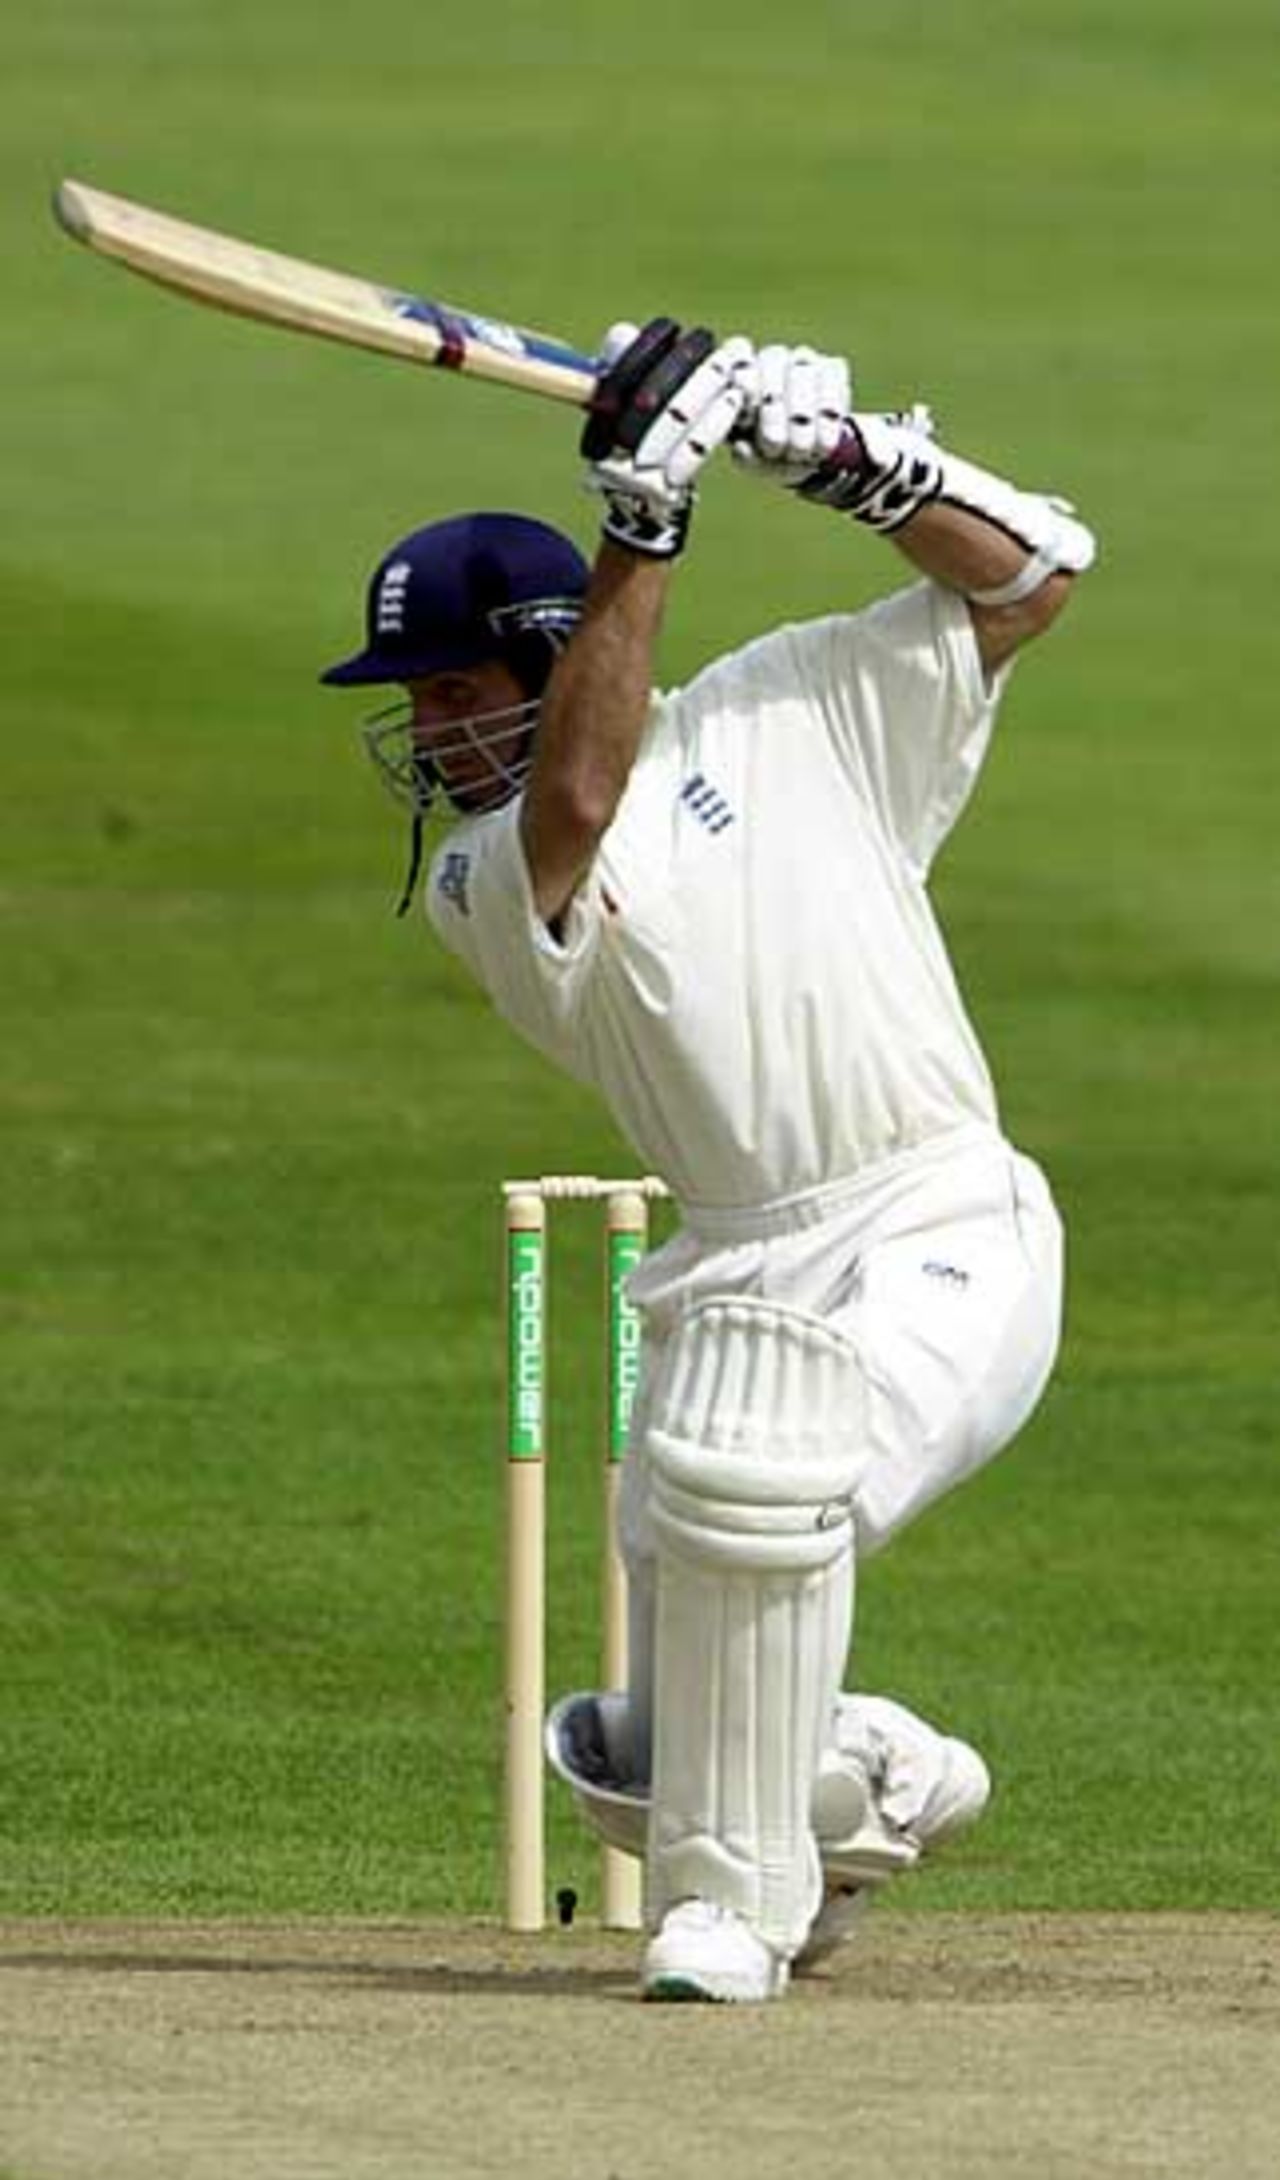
[2,0,1278,1922]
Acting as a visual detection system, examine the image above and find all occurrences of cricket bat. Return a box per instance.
[53,179,600,408]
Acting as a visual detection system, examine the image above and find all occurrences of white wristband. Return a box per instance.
[966,546,1062,607]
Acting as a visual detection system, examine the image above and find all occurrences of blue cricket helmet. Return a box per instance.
[321,511,588,687]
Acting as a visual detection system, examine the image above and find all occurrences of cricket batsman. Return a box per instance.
[323,320,1096,2001]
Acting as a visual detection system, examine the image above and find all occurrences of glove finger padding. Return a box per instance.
[583,322,756,560]
[754,343,791,456]
[780,346,822,462]
[581,317,687,461]
[634,334,756,488]
[612,327,719,454]
[736,342,853,483]
[814,351,851,460]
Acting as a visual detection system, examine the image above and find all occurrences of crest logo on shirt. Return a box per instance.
[678,772,735,835]
[436,850,472,915]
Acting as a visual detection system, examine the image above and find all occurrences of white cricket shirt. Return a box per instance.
[426,580,1007,1209]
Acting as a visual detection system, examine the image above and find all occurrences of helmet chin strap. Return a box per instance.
[389,718,538,916]
[393,749,442,917]
[395,809,427,918]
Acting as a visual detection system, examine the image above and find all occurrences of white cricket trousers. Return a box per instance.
[618,1124,1064,1705]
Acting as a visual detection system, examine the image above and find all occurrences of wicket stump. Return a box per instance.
[502,1175,669,1932]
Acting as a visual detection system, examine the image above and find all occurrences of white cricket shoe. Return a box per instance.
[643,1901,790,2005]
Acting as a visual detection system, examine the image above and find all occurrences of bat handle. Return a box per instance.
[818,422,867,475]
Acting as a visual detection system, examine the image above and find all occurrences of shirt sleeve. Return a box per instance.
[423,800,605,1071]
[792,581,1013,877]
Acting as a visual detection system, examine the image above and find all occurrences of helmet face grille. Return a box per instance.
[362,693,541,818]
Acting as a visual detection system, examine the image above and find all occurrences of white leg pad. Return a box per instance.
[643,1297,868,1959]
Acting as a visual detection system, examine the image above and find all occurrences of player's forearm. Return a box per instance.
[520,322,751,924]
[520,544,669,923]
[730,357,1095,671]
[885,497,1077,667]
[828,411,1095,670]
[886,493,1034,595]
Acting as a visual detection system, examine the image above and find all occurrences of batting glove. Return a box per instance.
[730,343,855,488]
[583,318,755,558]
[732,349,948,525]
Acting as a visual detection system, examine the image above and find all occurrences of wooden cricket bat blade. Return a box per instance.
[53,179,600,408]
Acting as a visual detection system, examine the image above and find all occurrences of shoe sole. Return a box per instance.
[644,1972,722,2004]
[644,1965,788,2004]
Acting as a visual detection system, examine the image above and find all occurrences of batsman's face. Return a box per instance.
[404,660,536,811]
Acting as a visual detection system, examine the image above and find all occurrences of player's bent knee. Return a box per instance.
[645,1293,872,1512]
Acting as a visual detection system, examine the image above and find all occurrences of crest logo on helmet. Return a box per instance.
[377,560,412,635]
